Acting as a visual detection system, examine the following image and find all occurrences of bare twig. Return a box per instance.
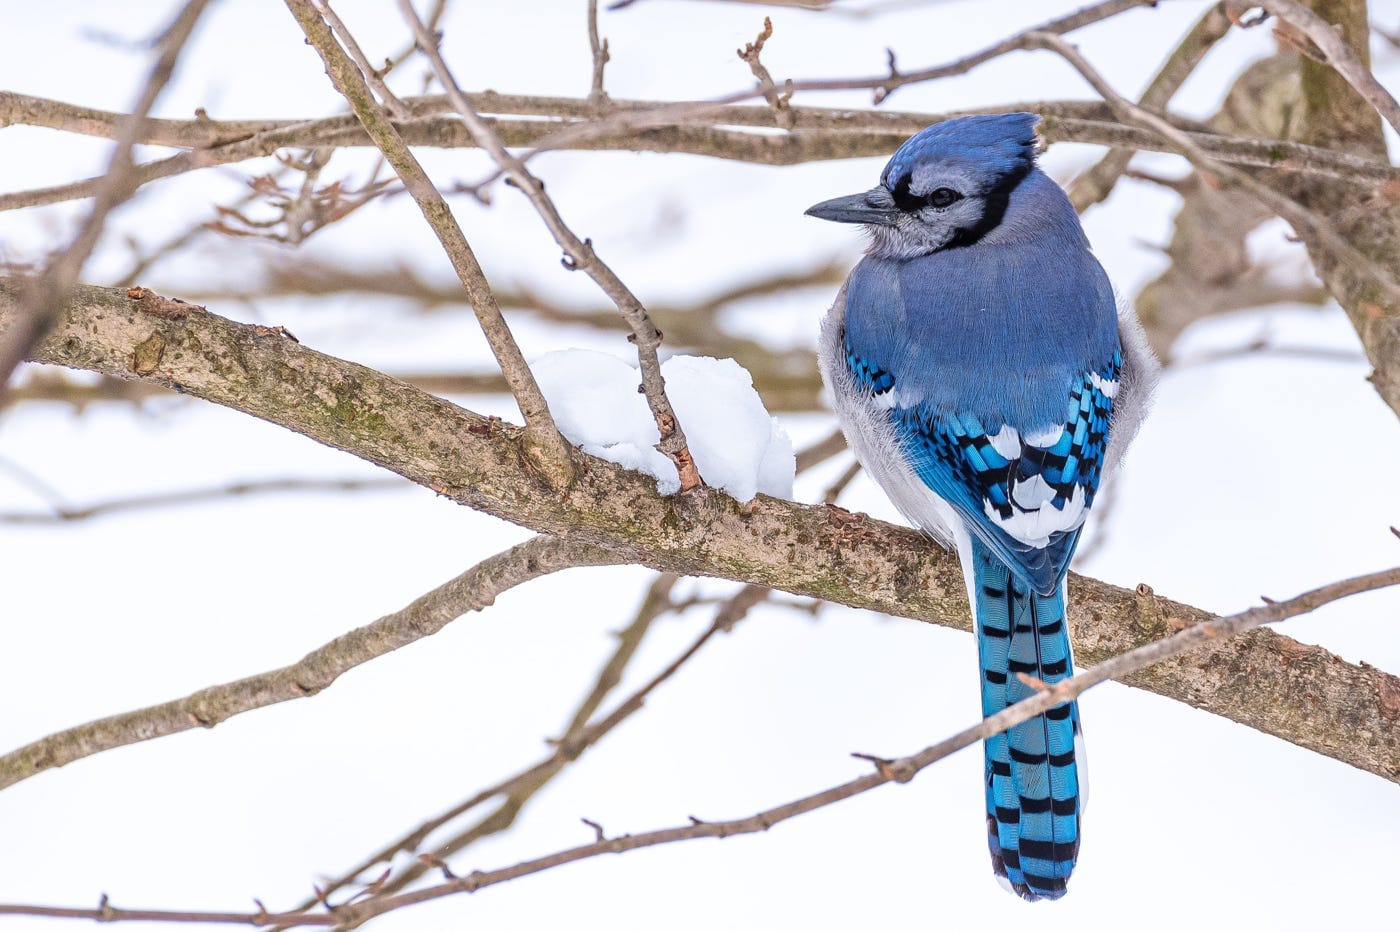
[514,0,1160,155]
[794,428,847,472]
[821,458,863,504]
[283,0,575,484]
[6,563,1394,927]
[301,573,683,905]
[0,535,619,791]
[738,17,793,126]
[0,476,407,524]
[587,0,610,105]
[396,0,701,490]
[359,581,767,899]
[316,0,411,117]
[0,0,211,399]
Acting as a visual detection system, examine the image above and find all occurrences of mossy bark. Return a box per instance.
[5,278,1395,783]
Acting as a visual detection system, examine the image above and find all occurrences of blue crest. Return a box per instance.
[881,112,1039,189]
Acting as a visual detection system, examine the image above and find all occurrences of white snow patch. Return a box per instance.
[532,350,794,502]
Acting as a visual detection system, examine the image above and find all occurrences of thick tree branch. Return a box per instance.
[6,279,1396,783]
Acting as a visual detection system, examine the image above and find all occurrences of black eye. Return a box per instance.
[927,187,962,209]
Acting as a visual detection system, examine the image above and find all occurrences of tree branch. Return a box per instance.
[587,0,610,105]
[4,561,1395,927]
[1068,1,1233,211]
[1280,0,1400,423]
[7,279,1396,783]
[2,91,1394,215]
[1256,0,1400,135]
[281,0,575,484]
[0,534,618,791]
[394,0,701,491]
[0,0,212,396]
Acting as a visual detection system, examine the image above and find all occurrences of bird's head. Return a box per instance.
[805,112,1039,258]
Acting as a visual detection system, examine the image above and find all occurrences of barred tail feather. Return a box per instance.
[971,538,1081,901]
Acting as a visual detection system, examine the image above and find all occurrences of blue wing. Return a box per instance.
[844,337,1119,596]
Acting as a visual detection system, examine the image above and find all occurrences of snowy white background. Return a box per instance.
[1,1,1398,929]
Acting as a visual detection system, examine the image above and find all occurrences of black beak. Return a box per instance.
[804,188,898,226]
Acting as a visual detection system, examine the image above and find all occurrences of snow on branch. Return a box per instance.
[5,279,1396,787]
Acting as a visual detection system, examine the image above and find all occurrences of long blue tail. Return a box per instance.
[970,538,1081,901]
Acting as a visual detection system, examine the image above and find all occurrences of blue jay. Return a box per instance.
[808,113,1155,900]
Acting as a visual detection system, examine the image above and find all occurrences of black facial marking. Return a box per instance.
[890,174,922,212]
[886,160,1033,251]
[890,176,965,213]
[943,161,1033,250]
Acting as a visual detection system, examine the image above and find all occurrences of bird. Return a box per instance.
[806,112,1156,901]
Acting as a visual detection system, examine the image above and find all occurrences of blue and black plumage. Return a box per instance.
[809,113,1156,900]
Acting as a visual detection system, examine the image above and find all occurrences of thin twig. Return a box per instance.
[363,582,764,899]
[794,428,847,472]
[0,536,619,791]
[0,476,408,524]
[283,0,575,484]
[505,0,1159,157]
[316,0,411,117]
[738,17,793,126]
[395,0,701,490]
[299,573,683,905]
[821,458,862,504]
[587,0,610,105]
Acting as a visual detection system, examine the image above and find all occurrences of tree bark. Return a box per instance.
[5,278,1396,783]
[1286,0,1400,419]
